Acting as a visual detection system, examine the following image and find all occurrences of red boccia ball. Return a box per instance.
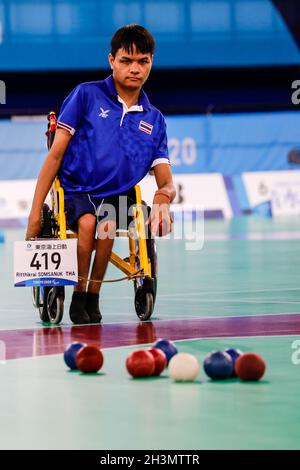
[126,350,155,378]
[76,345,104,373]
[235,352,266,381]
[157,220,168,237]
[147,348,167,376]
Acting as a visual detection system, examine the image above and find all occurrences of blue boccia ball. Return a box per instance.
[64,342,86,370]
[153,339,178,364]
[224,348,243,377]
[203,350,233,380]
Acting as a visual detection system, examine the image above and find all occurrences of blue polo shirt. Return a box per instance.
[57,75,169,198]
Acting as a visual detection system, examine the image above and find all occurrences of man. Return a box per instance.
[26,24,176,324]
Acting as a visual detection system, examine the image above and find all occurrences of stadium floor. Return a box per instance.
[0,216,300,449]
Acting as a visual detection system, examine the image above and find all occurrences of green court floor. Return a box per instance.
[0,335,299,450]
[0,216,300,449]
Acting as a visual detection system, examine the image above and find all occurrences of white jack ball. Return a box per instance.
[169,353,199,382]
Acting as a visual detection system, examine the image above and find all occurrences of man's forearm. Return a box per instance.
[29,129,71,219]
[29,154,63,218]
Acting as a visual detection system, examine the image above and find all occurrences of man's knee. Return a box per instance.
[78,213,96,235]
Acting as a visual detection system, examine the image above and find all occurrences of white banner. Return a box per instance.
[243,171,300,216]
[0,179,50,225]
[14,239,78,287]
[140,173,233,218]
[3,171,300,223]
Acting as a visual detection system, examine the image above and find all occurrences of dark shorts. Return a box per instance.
[64,188,137,232]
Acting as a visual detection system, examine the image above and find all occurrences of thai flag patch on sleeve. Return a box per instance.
[139,120,153,135]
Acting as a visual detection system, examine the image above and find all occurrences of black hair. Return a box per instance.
[110,24,155,57]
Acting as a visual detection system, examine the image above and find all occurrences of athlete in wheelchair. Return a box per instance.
[26,25,175,325]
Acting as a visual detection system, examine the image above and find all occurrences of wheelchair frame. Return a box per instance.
[32,112,157,324]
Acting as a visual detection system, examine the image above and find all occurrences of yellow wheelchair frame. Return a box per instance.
[32,112,158,324]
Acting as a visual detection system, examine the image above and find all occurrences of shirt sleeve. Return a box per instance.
[151,117,170,170]
[57,85,84,135]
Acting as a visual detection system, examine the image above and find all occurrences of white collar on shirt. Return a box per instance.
[118,95,143,126]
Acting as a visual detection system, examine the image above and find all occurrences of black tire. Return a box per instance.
[134,237,158,302]
[33,286,51,323]
[147,237,158,302]
[133,203,158,321]
[135,288,154,322]
[47,287,65,324]
[40,203,53,238]
[32,286,39,309]
[32,204,61,323]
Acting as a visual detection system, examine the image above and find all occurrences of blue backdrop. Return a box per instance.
[1,111,300,179]
[0,0,300,71]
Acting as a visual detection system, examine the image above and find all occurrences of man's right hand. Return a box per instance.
[25,214,41,240]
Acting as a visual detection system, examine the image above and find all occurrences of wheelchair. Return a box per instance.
[32,112,158,324]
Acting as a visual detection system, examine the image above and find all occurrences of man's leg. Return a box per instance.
[69,213,96,324]
[86,220,116,322]
[75,214,97,292]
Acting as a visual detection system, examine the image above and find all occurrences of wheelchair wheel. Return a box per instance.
[40,203,53,237]
[133,237,158,321]
[147,237,158,299]
[32,204,64,324]
[135,288,154,322]
[32,286,51,323]
[47,286,65,324]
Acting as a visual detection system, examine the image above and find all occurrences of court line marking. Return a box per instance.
[6,333,300,362]
[101,287,300,301]
[102,287,300,300]
[2,299,300,312]
[99,333,300,349]
[1,311,300,331]
[179,299,300,304]
[100,333,300,351]
[156,287,300,298]
[30,311,300,328]
[3,294,300,315]
[4,287,300,308]
[98,311,300,325]
[172,334,300,343]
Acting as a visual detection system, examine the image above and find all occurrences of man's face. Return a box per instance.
[109,45,153,90]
